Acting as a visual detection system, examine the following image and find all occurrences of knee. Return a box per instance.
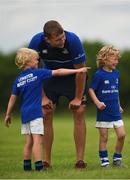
[72,105,86,118]
[76,109,84,117]
[118,133,126,141]
[25,141,33,149]
[77,105,86,115]
[101,135,108,143]
[42,108,54,127]
[43,107,53,117]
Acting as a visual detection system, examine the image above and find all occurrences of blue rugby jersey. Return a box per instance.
[28,31,86,69]
[90,68,122,122]
[12,68,52,124]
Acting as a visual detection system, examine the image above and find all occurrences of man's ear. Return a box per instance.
[45,37,50,43]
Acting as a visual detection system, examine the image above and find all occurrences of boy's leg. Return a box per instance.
[99,128,108,150]
[23,135,33,171]
[113,126,126,166]
[32,134,44,171]
[114,126,126,153]
[98,128,109,167]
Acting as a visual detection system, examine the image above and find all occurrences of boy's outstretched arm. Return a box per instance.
[52,67,91,76]
[4,95,17,127]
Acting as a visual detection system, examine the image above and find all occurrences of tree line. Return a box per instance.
[0,41,130,112]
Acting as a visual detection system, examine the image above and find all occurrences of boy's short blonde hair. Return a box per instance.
[96,45,121,68]
[15,48,39,69]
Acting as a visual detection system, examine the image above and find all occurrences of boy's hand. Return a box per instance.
[120,106,124,113]
[97,101,106,110]
[4,115,12,127]
[78,67,91,73]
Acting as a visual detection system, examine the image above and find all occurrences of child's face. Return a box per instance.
[26,57,39,68]
[105,54,119,71]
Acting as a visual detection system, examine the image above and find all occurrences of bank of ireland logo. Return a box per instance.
[111,85,116,89]
[62,48,69,54]
[104,80,109,84]
[42,49,48,54]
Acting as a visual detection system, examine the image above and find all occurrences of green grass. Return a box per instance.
[0,113,130,179]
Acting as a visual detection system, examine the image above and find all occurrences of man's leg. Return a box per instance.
[42,107,55,166]
[71,105,86,162]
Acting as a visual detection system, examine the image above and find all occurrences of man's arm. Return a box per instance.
[74,62,86,100]
[42,67,89,110]
[4,95,17,127]
[69,62,87,109]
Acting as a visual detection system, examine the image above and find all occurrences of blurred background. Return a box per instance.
[0,0,130,113]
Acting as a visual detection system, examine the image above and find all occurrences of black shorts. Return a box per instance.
[43,74,87,105]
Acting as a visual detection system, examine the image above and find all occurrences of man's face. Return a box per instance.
[45,32,66,48]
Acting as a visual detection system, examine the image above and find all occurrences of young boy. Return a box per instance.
[89,45,126,167]
[4,48,88,171]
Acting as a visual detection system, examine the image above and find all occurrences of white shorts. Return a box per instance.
[21,118,44,135]
[96,120,124,128]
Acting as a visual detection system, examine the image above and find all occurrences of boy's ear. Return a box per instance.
[25,60,30,66]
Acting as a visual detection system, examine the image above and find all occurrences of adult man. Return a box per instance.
[29,20,88,169]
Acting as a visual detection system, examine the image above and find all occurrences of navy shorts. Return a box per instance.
[43,74,87,105]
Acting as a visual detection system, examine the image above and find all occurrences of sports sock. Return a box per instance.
[113,152,122,161]
[35,161,43,171]
[99,150,109,166]
[23,159,32,171]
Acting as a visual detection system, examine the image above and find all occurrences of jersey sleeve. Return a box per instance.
[89,72,101,90]
[12,80,20,96]
[28,33,43,51]
[37,68,52,80]
[68,32,86,65]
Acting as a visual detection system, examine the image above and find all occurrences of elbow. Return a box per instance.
[56,69,61,76]
[53,69,61,76]
[88,88,92,95]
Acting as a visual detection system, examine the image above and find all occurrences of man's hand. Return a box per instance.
[42,95,53,110]
[69,98,81,110]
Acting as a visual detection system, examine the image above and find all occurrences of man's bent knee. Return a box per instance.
[71,105,86,117]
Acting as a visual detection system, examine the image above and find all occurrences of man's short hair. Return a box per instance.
[43,20,64,38]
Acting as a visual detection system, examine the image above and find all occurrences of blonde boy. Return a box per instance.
[89,45,126,167]
[5,48,88,171]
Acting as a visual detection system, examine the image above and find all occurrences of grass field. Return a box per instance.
[0,112,130,179]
